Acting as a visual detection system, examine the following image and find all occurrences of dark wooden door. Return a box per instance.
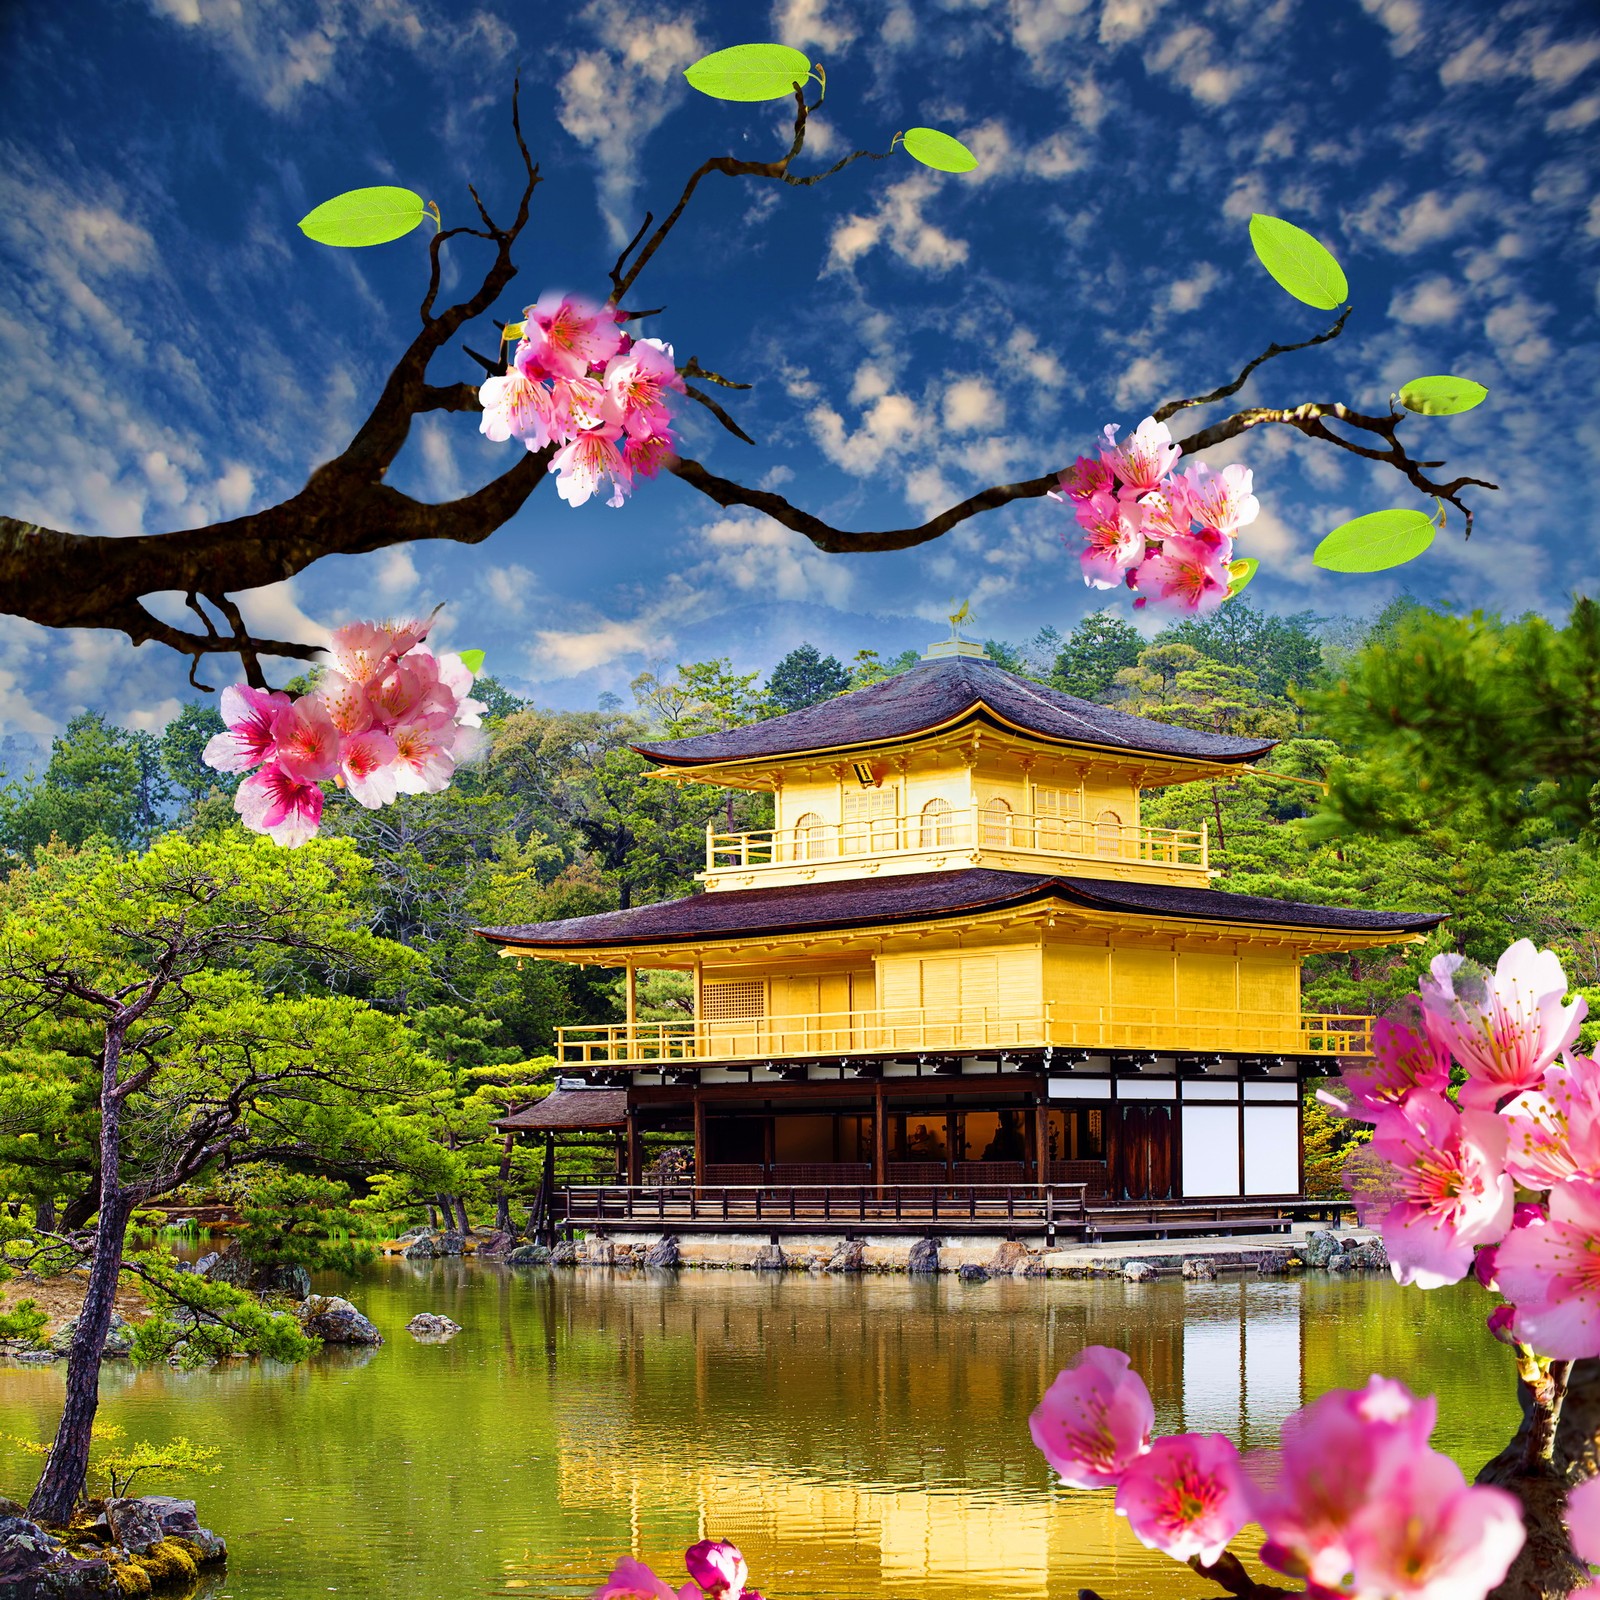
[1119,1104,1174,1200]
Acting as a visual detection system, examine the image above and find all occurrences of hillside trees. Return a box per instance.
[0,833,450,1520]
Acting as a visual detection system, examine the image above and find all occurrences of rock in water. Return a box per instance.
[433,1230,466,1257]
[549,1240,580,1267]
[106,1499,166,1555]
[751,1244,786,1272]
[906,1239,939,1275]
[957,1263,989,1283]
[575,1237,615,1267]
[1122,1260,1156,1282]
[1181,1258,1217,1280]
[505,1244,552,1267]
[826,1240,866,1274]
[405,1314,461,1341]
[990,1240,1029,1275]
[401,1235,437,1260]
[253,1264,312,1299]
[48,1314,136,1358]
[1256,1250,1295,1276]
[296,1295,383,1346]
[643,1236,680,1269]
[1303,1229,1344,1268]
[476,1230,516,1257]
[138,1497,227,1562]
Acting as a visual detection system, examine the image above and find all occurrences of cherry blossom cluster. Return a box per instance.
[592,1539,761,1600]
[203,619,485,847]
[478,290,683,509]
[1052,416,1258,615]
[1029,1346,1525,1598]
[1322,939,1596,1356]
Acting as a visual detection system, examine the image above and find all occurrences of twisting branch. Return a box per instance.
[682,386,756,445]
[1153,309,1353,422]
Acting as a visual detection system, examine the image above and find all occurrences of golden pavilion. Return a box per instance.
[477,640,1440,1223]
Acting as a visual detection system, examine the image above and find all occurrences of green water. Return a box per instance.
[0,1262,1519,1599]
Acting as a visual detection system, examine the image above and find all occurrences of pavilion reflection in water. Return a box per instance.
[546,1278,1306,1597]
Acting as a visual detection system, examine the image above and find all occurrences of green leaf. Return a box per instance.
[298,186,427,248]
[902,127,979,174]
[1248,214,1348,310]
[457,649,486,676]
[1398,375,1488,417]
[1224,558,1260,599]
[1313,509,1436,573]
[683,43,812,102]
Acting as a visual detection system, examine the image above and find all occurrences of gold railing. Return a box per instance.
[556,1006,1372,1065]
[705,808,1208,873]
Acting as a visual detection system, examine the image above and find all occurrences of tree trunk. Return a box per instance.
[453,1195,471,1234]
[34,1196,56,1234]
[494,1134,514,1234]
[27,1024,132,1525]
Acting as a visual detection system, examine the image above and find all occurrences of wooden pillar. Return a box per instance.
[693,960,704,1059]
[1034,1093,1050,1196]
[692,1087,706,1198]
[625,959,637,1033]
[874,1082,887,1194]
[627,1108,643,1187]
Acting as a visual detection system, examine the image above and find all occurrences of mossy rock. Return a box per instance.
[131,1538,200,1588]
[107,1559,154,1597]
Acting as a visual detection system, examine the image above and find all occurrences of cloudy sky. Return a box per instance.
[2,0,1597,742]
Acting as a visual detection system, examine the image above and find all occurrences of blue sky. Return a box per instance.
[2,0,1598,744]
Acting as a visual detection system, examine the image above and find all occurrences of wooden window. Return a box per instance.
[792,811,826,860]
[1094,807,1123,858]
[1034,786,1081,850]
[701,980,765,1020]
[981,796,1013,847]
[919,796,954,847]
[842,787,897,854]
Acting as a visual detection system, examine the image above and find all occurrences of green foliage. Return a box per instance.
[847,647,920,688]
[1398,376,1487,416]
[128,1251,316,1365]
[299,186,430,247]
[766,644,850,713]
[157,702,230,818]
[902,127,978,172]
[1302,1088,1371,1200]
[683,43,812,102]
[0,1298,47,1346]
[10,1421,219,1498]
[1049,614,1144,701]
[1248,213,1348,309]
[1314,508,1436,572]
[233,1173,377,1276]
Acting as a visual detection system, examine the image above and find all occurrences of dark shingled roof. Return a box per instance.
[493,1088,628,1131]
[632,654,1276,767]
[476,868,1444,950]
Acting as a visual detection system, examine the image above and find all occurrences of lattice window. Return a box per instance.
[918,796,954,847]
[792,812,827,860]
[980,796,1013,847]
[1034,786,1081,850]
[1094,808,1123,858]
[842,787,897,854]
[701,981,766,1020]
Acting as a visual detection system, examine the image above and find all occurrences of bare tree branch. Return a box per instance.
[1152,308,1353,421]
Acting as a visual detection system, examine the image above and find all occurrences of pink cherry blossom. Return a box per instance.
[479,367,566,451]
[590,1557,699,1600]
[392,722,459,794]
[1566,1474,1600,1565]
[1420,940,1587,1110]
[1181,461,1259,536]
[233,763,325,848]
[522,291,623,381]
[270,697,341,783]
[1057,455,1113,500]
[1341,1446,1523,1600]
[604,337,684,440]
[1497,1179,1600,1359]
[1130,535,1231,616]
[319,670,375,738]
[338,729,400,809]
[554,374,624,435]
[1322,1006,1452,1123]
[1113,1433,1250,1566]
[683,1541,747,1599]
[1250,1376,1438,1588]
[1502,1054,1600,1189]
[1074,491,1146,588]
[202,684,291,773]
[327,620,429,687]
[369,653,454,730]
[623,431,677,480]
[551,425,633,509]
[1135,480,1195,539]
[1359,1090,1513,1288]
[1028,1345,1154,1489]
[1100,417,1180,493]
[437,653,486,727]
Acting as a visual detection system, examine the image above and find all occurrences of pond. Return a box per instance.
[0,1261,1519,1600]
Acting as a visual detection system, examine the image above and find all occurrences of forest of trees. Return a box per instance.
[1,595,1596,1234]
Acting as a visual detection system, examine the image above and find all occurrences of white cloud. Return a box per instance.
[1547,92,1600,132]
[1358,0,1425,55]
[694,512,854,605]
[1164,263,1219,314]
[557,0,704,246]
[1345,183,1489,253]
[1112,354,1171,411]
[1388,274,1464,326]
[942,378,1004,434]
[772,0,856,53]
[1484,296,1554,369]
[534,616,668,676]
[373,547,421,599]
[826,173,970,274]
[1099,0,1169,45]
[1145,25,1250,107]
[808,392,921,474]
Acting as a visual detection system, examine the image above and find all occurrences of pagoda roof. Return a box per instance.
[493,1087,628,1132]
[631,654,1276,769]
[476,868,1444,952]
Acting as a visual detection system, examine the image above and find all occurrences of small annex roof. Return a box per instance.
[476,868,1444,953]
[493,1087,628,1132]
[631,654,1276,769]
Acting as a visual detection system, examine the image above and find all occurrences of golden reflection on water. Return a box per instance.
[0,1264,1519,1600]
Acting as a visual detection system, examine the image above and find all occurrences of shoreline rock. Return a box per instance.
[405,1313,461,1341]
[296,1295,382,1346]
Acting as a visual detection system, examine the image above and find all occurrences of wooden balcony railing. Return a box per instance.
[555,1005,1373,1065]
[705,809,1208,874]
